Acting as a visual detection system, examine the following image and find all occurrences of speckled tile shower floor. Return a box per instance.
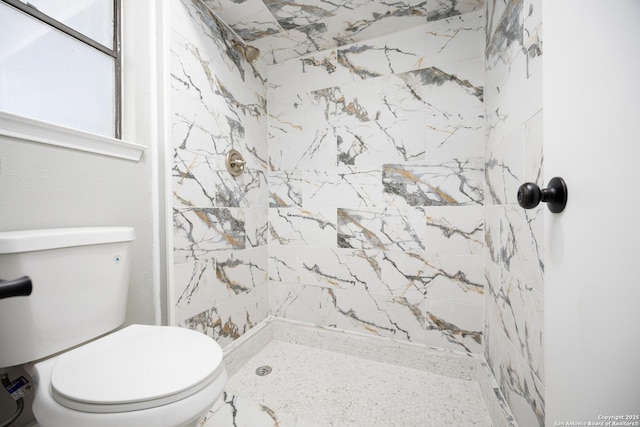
[202,339,494,427]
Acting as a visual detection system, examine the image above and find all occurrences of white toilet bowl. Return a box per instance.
[28,325,227,427]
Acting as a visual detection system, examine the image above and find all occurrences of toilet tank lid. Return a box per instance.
[0,227,135,254]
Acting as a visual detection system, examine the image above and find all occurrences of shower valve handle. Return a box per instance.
[517,177,568,213]
[225,149,246,177]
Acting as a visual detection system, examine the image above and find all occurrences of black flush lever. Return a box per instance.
[0,276,32,300]
[517,177,568,213]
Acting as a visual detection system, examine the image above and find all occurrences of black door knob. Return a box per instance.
[517,177,568,213]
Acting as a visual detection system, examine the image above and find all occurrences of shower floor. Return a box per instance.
[201,319,504,427]
[204,340,492,426]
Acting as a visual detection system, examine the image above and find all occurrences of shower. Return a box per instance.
[202,3,260,63]
[232,40,260,63]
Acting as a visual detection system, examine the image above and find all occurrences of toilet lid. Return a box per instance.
[50,325,224,413]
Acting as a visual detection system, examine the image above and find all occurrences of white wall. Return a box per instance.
[0,0,165,327]
[0,1,166,423]
[0,139,157,325]
[545,0,640,422]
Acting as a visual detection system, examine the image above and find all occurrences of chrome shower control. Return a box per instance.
[226,149,246,177]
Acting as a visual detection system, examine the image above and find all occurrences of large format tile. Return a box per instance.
[171,0,269,351]
[268,207,337,246]
[382,161,484,207]
[337,207,427,252]
[174,207,246,263]
[381,250,484,304]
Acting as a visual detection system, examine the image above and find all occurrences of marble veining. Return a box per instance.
[300,247,383,293]
[484,0,544,425]
[172,0,269,350]
[213,169,267,208]
[270,282,338,326]
[428,0,485,21]
[203,390,319,427]
[337,207,426,252]
[335,166,385,208]
[266,6,487,355]
[485,317,544,427]
[303,66,483,129]
[485,0,522,67]
[262,0,368,30]
[166,2,560,423]
[268,318,481,380]
[336,43,419,80]
[175,259,218,324]
[174,248,269,325]
[486,261,543,381]
[334,291,428,343]
[167,0,550,424]
[382,161,484,207]
[180,283,268,348]
[269,279,485,354]
[244,207,269,247]
[485,123,525,206]
[190,0,268,83]
[267,24,429,96]
[424,301,483,353]
[268,171,304,207]
[336,117,427,167]
[400,66,484,103]
[268,170,336,207]
[269,207,337,246]
[182,306,235,347]
[216,248,268,294]
[485,204,544,291]
[173,149,217,209]
[201,0,484,64]
[425,206,484,255]
[381,251,484,303]
[174,207,247,263]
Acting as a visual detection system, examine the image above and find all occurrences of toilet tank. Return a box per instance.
[0,227,135,368]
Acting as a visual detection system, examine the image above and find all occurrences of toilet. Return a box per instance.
[0,227,227,427]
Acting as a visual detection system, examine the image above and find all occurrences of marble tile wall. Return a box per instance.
[267,6,486,354]
[204,0,485,65]
[171,0,270,348]
[169,0,543,423]
[484,0,545,425]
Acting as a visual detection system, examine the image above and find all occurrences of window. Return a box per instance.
[0,0,121,138]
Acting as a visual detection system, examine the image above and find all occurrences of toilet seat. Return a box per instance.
[49,325,224,413]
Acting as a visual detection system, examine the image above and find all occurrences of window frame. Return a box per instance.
[2,0,122,138]
[0,0,145,160]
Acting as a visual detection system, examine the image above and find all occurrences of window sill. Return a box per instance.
[0,111,147,161]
